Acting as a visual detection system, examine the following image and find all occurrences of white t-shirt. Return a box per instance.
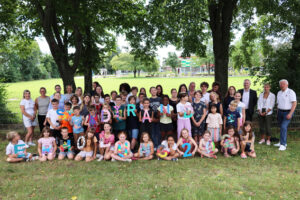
[206,113,223,128]
[6,140,26,155]
[20,99,35,119]
[161,140,177,152]
[176,102,193,119]
[236,102,246,120]
[46,109,59,129]
[201,92,210,104]
[277,88,297,110]
[242,90,250,109]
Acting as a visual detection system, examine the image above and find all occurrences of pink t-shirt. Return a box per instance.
[99,132,115,145]
[38,137,55,154]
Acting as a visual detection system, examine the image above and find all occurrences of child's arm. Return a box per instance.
[191,116,197,125]
[199,108,207,125]
[219,104,223,117]
[47,117,56,129]
[70,118,73,126]
[235,137,240,151]
[237,117,240,131]
[150,112,154,123]
[93,137,97,159]
[20,105,34,120]
[223,116,227,130]
[191,138,198,155]
[199,140,205,151]
[150,142,154,155]
[178,112,184,117]
[52,139,57,153]
[139,111,142,122]
[242,108,246,124]
[220,139,224,147]
[176,139,184,155]
[84,115,89,126]
[113,143,118,155]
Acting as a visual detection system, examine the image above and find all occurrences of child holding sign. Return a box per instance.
[75,129,98,162]
[111,131,133,162]
[126,96,139,151]
[156,135,179,161]
[198,131,218,159]
[84,106,100,140]
[177,128,198,158]
[139,98,153,138]
[220,126,240,157]
[159,95,174,141]
[6,131,32,162]
[38,127,57,161]
[176,93,194,139]
[98,123,115,161]
[112,95,126,136]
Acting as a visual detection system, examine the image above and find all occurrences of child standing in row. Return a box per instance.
[177,93,194,139]
[139,98,153,136]
[126,96,139,151]
[46,99,61,142]
[85,107,100,140]
[112,95,126,136]
[71,106,84,149]
[159,95,174,141]
[149,87,161,148]
[206,104,223,144]
[224,101,241,132]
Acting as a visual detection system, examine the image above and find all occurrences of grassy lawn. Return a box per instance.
[0,129,300,199]
[5,76,261,122]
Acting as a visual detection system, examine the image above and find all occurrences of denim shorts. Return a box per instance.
[59,151,74,157]
[128,129,139,139]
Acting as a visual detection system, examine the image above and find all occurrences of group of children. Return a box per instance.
[6,84,256,163]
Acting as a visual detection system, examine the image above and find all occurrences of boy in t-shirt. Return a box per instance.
[59,102,73,138]
[111,95,126,136]
[46,99,61,141]
[6,131,32,162]
[149,87,161,149]
[224,100,241,132]
[57,127,75,160]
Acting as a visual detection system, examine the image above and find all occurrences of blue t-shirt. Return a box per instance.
[225,109,241,128]
[71,115,84,134]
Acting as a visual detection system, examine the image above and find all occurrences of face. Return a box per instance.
[234,93,241,101]
[111,93,117,100]
[66,86,72,93]
[162,97,168,105]
[54,93,61,100]
[94,96,100,103]
[96,86,102,94]
[228,129,235,136]
[190,83,195,91]
[116,98,122,106]
[143,100,150,108]
[61,129,68,138]
[103,105,109,110]
[40,89,46,96]
[180,86,187,93]
[129,98,136,104]
[89,109,95,115]
[167,137,175,145]
[143,134,149,142]
[87,132,94,139]
[132,89,138,96]
[84,96,90,104]
[156,87,162,94]
[244,80,250,90]
[245,124,251,132]
[229,104,236,111]
[264,84,271,93]
[201,85,207,92]
[71,97,78,104]
[195,92,202,100]
[43,131,50,137]
[104,124,111,133]
[139,95,144,102]
[150,88,157,96]
[73,109,80,115]
[213,85,219,91]
[182,130,189,138]
[210,93,216,101]
[280,81,288,90]
[55,86,61,93]
[203,133,210,141]
[171,90,177,98]
[52,102,59,109]
[121,95,126,101]
[141,88,146,93]
[64,105,71,111]
[211,107,217,113]
[105,97,110,104]
[24,92,30,99]
[229,87,235,95]
[75,88,82,96]
[118,134,126,142]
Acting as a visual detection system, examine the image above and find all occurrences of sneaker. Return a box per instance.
[31,156,39,161]
[171,158,178,162]
[97,155,104,162]
[28,142,36,146]
[157,157,162,161]
[274,142,281,147]
[96,154,101,159]
[111,158,116,162]
[279,145,286,151]
[266,140,271,146]
[25,143,29,148]
[126,159,132,162]
[258,139,265,144]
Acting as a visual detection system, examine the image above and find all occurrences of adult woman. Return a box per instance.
[92,85,104,104]
[35,87,50,132]
[70,95,80,110]
[188,82,196,102]
[208,92,223,116]
[156,85,163,98]
[169,88,179,138]
[223,86,236,115]
[177,84,188,98]
[20,90,37,146]
[140,87,147,97]
[80,94,92,117]
[91,81,100,96]
[48,92,64,110]
[258,83,275,145]
[75,87,83,105]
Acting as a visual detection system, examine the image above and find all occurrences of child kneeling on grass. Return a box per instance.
[133,132,154,160]
[75,129,98,162]
[220,126,240,157]
[177,128,198,158]
[98,123,115,161]
[38,127,57,162]
[6,131,33,162]
[198,130,218,159]
[57,127,75,160]
[156,135,179,161]
[111,131,133,162]
[240,121,256,159]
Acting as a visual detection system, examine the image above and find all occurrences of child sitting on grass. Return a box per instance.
[156,135,179,161]
[111,131,133,162]
[198,130,218,159]
[75,129,98,162]
[38,127,57,162]
[98,123,115,161]
[177,128,198,158]
[240,121,256,159]
[57,127,75,160]
[6,131,33,162]
[133,132,154,160]
[220,126,240,157]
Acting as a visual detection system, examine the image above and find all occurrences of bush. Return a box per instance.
[0,82,17,124]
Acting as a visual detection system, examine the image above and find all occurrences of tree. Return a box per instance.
[164,52,181,74]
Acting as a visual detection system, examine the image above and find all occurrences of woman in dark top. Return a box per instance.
[91,81,100,96]
[156,85,164,98]
[169,88,179,138]
[177,84,188,97]
[223,86,236,115]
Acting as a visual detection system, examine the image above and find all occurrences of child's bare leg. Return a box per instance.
[6,157,24,163]
[231,148,239,155]
[111,154,126,161]
[240,141,246,154]
[67,153,74,160]
[73,134,79,148]
[85,156,93,162]
[39,155,47,162]
[140,155,153,160]
[75,155,83,161]
[58,154,65,160]
[131,138,137,151]
[104,151,112,160]
[47,153,55,161]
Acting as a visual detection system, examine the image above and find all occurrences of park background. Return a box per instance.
[0,0,300,199]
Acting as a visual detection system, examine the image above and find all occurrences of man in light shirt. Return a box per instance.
[238,79,258,121]
[274,79,297,151]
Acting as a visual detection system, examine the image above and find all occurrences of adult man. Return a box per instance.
[64,85,74,103]
[274,79,297,151]
[50,85,62,99]
[238,79,257,121]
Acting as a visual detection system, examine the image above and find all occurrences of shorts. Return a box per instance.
[59,151,74,157]
[100,143,114,151]
[128,129,139,139]
[42,152,54,157]
[23,117,37,128]
[78,151,93,158]
[160,123,173,132]
[17,153,31,159]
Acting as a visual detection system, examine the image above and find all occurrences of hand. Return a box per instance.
[192,151,196,156]
[179,151,184,156]
[43,121,47,126]
[286,113,292,120]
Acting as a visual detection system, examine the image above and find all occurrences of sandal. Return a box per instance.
[241,153,247,159]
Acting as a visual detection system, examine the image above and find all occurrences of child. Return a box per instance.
[126,86,139,103]
[156,135,179,161]
[70,95,80,111]
[200,82,210,106]
[206,104,223,144]
[100,103,112,126]
[110,90,117,105]
[121,92,128,105]
[59,102,73,137]
[159,95,174,141]
[84,106,100,140]
[6,131,32,162]
[224,101,241,132]
[234,92,246,127]
[75,129,98,162]
[176,93,194,139]
[198,131,218,159]
[70,106,85,149]
[208,92,223,116]
[112,95,126,136]
[191,91,207,144]
[93,94,102,115]
[240,121,256,158]
[57,127,75,160]
[126,96,139,151]
[220,126,240,157]
[136,93,145,113]
[38,127,57,161]
[46,99,61,142]
[98,123,115,161]
[104,94,115,108]
[139,98,153,137]
[177,128,198,157]
[149,87,161,148]
[111,131,133,162]
[133,132,154,160]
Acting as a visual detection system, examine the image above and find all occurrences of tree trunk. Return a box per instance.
[138,70,141,77]
[82,26,93,95]
[133,65,137,78]
[84,66,93,95]
[60,68,76,94]
[208,0,238,98]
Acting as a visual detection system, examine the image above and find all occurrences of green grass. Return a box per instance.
[0,129,300,199]
[5,76,261,122]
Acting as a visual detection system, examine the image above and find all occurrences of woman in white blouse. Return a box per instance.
[257,83,275,145]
